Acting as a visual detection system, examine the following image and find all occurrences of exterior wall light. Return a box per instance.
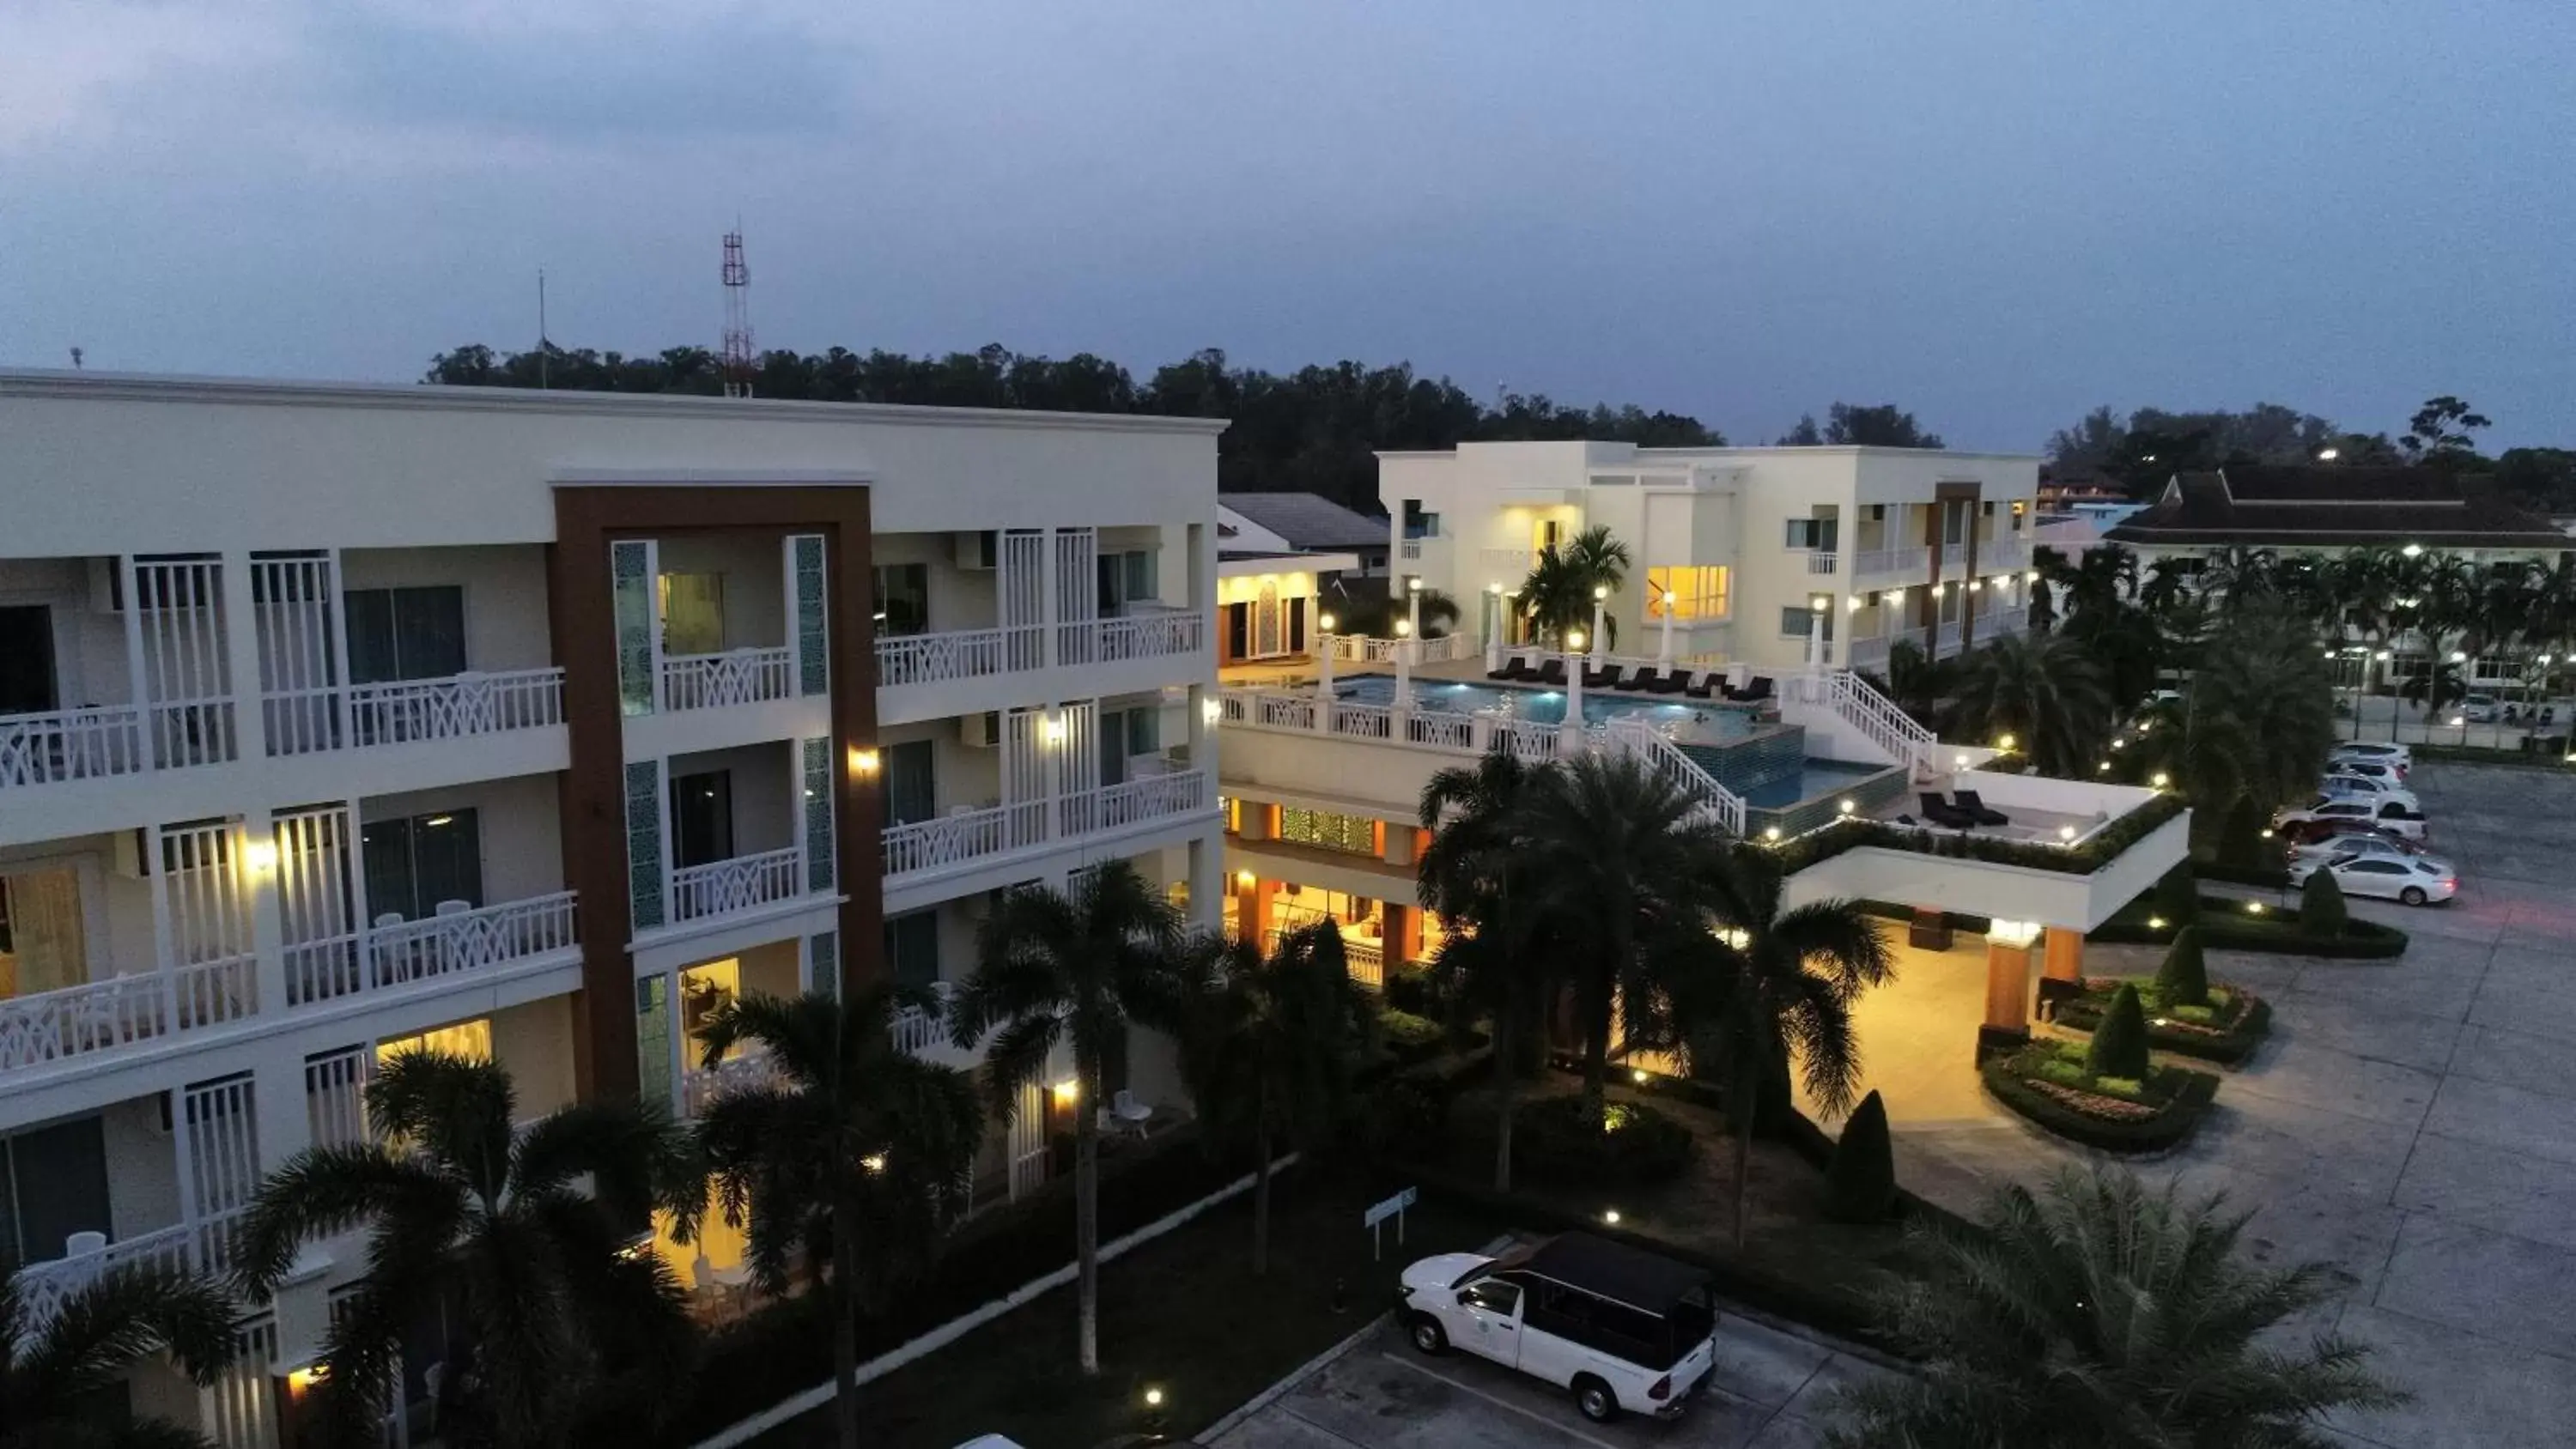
[1318,612,1336,632]
[242,839,279,874]
[1235,870,1257,887]
[1989,919,2041,947]
[2151,773,2171,788]
[847,745,882,779]
[2402,543,2423,557]
[1407,577,1423,593]
[1052,1079,1081,1103]
[2057,824,2079,841]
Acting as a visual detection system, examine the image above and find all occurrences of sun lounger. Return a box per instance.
[1920,791,1978,829]
[1953,790,2008,826]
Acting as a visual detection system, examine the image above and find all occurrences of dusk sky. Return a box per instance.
[6,1,2571,451]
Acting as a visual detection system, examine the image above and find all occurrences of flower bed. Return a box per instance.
[2053,979,2273,1066]
[1512,1093,1696,1187]
[1982,1040,2218,1152]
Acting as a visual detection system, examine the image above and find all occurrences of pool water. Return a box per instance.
[1334,676,1759,737]
[1741,760,1896,809]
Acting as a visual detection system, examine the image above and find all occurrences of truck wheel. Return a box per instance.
[1407,1313,1448,1355]
[1573,1375,1619,1423]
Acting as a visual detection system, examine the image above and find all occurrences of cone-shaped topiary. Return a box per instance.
[1824,1089,1898,1223]
[2301,867,2349,940]
[2218,797,2266,871]
[2086,982,2151,1080]
[2154,864,2199,926]
[2154,925,2210,1007]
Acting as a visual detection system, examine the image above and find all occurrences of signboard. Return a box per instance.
[1364,1185,1418,1259]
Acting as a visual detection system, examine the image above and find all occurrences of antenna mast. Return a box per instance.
[720,227,754,398]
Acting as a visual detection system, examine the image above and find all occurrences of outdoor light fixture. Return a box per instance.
[1408,576,1423,594]
[2319,447,2341,461]
[1052,1079,1080,1103]
[846,745,882,779]
[422,815,454,828]
[2057,824,2078,841]
[2246,901,2266,915]
[1202,697,1221,724]
[1632,1068,1650,1085]
[1968,579,1982,592]
[1719,928,1752,950]
[2451,716,2465,728]
[287,1364,331,1391]
[1489,582,1504,597]
[1041,714,1068,745]
[1989,919,2041,947]
[1955,754,1971,769]
[1235,870,1256,887]
[2451,651,2468,663]
[2098,761,2111,773]
[1145,1388,1165,1409]
[1663,590,1678,606]
[2402,543,2423,558]
[1847,595,1863,611]
[861,1153,887,1173]
[242,839,279,874]
[1594,584,1609,601]
[1763,826,1782,842]
[1996,733,2017,750]
[2151,773,2170,788]
[2026,570,2041,584]
[2148,916,2168,930]
[1565,628,1587,651]
[1838,797,1856,815]
[2375,650,2392,662]
[2260,828,2275,839]
[1394,618,1412,638]
[1602,1210,1622,1226]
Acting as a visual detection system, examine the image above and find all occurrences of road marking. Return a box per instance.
[1375,1351,1625,1449]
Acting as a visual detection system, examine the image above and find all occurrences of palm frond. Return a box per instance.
[232,1145,459,1296]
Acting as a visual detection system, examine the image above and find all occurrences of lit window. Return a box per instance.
[1647,567,1731,620]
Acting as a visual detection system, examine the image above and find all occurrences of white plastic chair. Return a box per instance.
[1104,1088,1153,1139]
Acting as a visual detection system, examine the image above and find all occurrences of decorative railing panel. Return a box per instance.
[347,667,563,746]
[0,706,145,788]
[362,892,579,993]
[659,648,794,712]
[877,628,1006,688]
[670,847,805,922]
[1096,609,1203,662]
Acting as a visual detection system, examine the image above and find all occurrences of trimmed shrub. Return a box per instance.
[1376,1008,1444,1060]
[2154,926,2210,1007]
[1822,1090,1896,1223]
[2086,983,2150,1080]
[1515,1094,1695,1187]
[1981,1046,2221,1153]
[2154,864,2199,927]
[2217,796,2266,871]
[1382,962,1443,1017]
[2301,868,2349,939]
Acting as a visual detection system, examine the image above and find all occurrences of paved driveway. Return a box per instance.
[1890,761,2576,1449]
[1206,1313,1894,1449]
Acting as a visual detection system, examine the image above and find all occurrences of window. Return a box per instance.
[2348,860,2406,876]
[1783,518,1838,550]
[1,1116,111,1264]
[1097,706,1163,785]
[886,741,936,825]
[1402,501,1440,539]
[1781,604,1834,640]
[1463,1278,1522,1314]
[343,586,465,684]
[1646,567,1731,620]
[659,573,726,656]
[1097,551,1158,614]
[671,770,734,868]
[884,909,940,989]
[361,809,483,922]
[0,607,56,715]
[872,564,930,638]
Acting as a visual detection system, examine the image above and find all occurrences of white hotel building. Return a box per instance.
[1387,440,2044,673]
[0,371,1224,1443]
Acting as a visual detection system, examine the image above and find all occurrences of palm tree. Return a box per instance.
[950,862,1202,1376]
[2187,608,2340,818]
[1676,849,1894,1247]
[1562,524,1631,597]
[1514,753,1731,1120]
[234,1052,696,1447]
[1417,748,1558,1191]
[2195,544,2280,607]
[1826,1165,2404,1447]
[686,987,984,1449]
[1519,525,1631,649]
[1945,632,2112,777]
[1177,923,1372,1274]
[1873,637,1955,730]
[0,1261,235,1448]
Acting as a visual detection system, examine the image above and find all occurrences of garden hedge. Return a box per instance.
[2085,984,2151,1079]
[2300,869,2350,938]
[1514,1094,1696,1187]
[1767,791,2188,877]
[1982,1044,2219,1153]
[2055,985,2274,1067]
[2093,894,2406,958]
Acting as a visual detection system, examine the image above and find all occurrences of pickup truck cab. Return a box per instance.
[1399,1233,1717,1423]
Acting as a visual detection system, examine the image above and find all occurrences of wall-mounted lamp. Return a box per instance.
[1989,919,2042,948]
[1234,869,1257,887]
[242,839,279,875]
[2025,570,2041,584]
[1201,697,1222,725]
[1318,612,1337,633]
[847,745,882,779]
[1051,1079,1081,1104]
[1041,714,1068,745]
[1394,618,1413,638]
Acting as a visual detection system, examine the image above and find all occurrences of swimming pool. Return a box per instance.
[1334,676,1760,737]
[1741,759,1896,809]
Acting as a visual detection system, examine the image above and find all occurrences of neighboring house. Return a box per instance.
[2035,461,2128,516]
[0,370,1224,1443]
[1218,492,1394,577]
[1381,440,2044,674]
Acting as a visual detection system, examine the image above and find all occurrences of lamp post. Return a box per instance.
[1394,617,1413,712]
[1485,582,1506,673]
[1313,611,1337,734]
[1561,627,1588,757]
[1657,590,1676,667]
[1406,576,1423,650]
[1590,584,1608,669]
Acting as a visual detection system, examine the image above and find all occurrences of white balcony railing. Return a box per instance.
[683,1046,783,1115]
[1982,538,2028,573]
[11,1210,241,1332]
[884,772,1212,883]
[671,847,805,923]
[878,627,1029,688]
[1850,546,1929,581]
[1400,540,1424,561]
[359,892,578,997]
[660,648,795,712]
[1807,552,1841,575]
[348,668,564,747]
[1097,609,1204,663]
[1058,768,1208,837]
[0,706,147,790]
[0,956,257,1074]
[892,983,955,1057]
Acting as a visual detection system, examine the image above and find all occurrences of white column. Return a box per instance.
[240,808,289,1024]
[326,548,355,749]
[118,556,155,770]
[1406,579,1423,643]
[1485,585,1505,672]
[1393,627,1413,712]
[1313,631,1336,732]
[1658,590,1676,667]
[1040,530,1059,670]
[1559,646,1586,758]
[1187,834,1223,937]
[219,552,269,764]
[1589,589,1608,669]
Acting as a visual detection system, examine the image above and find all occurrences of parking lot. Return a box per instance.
[1206,1312,1894,1449]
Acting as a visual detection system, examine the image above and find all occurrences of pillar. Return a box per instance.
[2042,926,2085,983]
[1379,822,1418,869]
[1187,835,1223,937]
[1384,901,1425,966]
[1979,937,2034,1060]
[1233,873,1277,944]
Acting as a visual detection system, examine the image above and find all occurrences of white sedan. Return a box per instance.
[2322,774,2421,812]
[2331,742,2414,771]
[2289,834,2441,873]
[2306,853,2458,906]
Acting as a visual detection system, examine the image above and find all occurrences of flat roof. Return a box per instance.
[0,368,1231,437]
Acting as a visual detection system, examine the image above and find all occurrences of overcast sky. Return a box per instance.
[5,1,2571,451]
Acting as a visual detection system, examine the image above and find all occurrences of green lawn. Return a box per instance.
[752,1166,1502,1447]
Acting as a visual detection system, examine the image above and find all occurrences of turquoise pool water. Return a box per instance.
[1334,676,1760,737]
[1741,760,1894,809]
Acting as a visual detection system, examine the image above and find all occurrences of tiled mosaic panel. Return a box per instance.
[635,975,671,1113]
[795,534,829,696]
[808,929,839,999]
[802,736,835,893]
[612,540,655,716]
[625,760,665,930]
[1278,806,1375,855]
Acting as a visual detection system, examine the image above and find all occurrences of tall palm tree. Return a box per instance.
[1518,525,1631,649]
[1826,1166,2404,1447]
[1417,749,1558,1191]
[2195,544,2279,607]
[2187,608,2340,817]
[1944,632,2112,777]
[1674,849,1894,1247]
[1874,637,1955,730]
[950,862,1202,1376]
[1177,924,1372,1274]
[1562,524,1631,597]
[686,987,984,1449]
[234,1052,696,1448]
[0,1262,235,1449]
[1514,753,1731,1121]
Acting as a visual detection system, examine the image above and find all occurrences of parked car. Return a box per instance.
[2460,694,2501,724]
[2306,852,2458,906]
[2289,834,2436,870]
[2277,796,2430,841]
[2327,759,2406,785]
[2320,774,2422,812]
[2276,816,2422,850]
[2330,742,2414,772]
[1401,1234,1718,1423]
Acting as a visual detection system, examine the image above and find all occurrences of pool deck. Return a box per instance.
[1860,781,2101,847]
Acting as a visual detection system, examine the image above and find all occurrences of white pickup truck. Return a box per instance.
[1399,1232,1719,1423]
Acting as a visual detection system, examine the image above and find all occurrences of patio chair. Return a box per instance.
[1645,669,1689,694]
[1741,676,1775,703]
[1919,791,1978,829]
[1583,664,1622,689]
[1618,667,1661,692]
[1102,1088,1153,1140]
[1680,670,1715,699]
[1534,658,1568,687]
[1952,790,2009,826]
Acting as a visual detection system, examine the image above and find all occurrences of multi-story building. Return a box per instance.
[0,370,1224,1444]
[1381,441,2044,676]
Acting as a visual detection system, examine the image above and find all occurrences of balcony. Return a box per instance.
[288,892,580,1008]
[881,769,1213,887]
[1479,548,1541,584]
[0,706,147,790]
[343,668,565,745]
[1807,552,1841,576]
[682,1043,785,1115]
[11,1210,243,1331]
[671,846,805,924]
[659,648,795,713]
[1850,546,1929,583]
[0,958,256,1074]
